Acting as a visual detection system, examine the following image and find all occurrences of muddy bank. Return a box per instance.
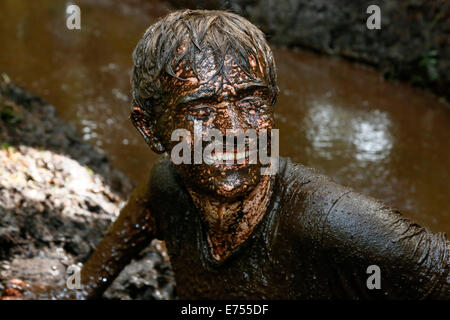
[170,0,450,100]
[0,77,175,299]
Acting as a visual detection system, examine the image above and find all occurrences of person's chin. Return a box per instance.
[205,170,261,200]
[210,182,250,200]
[177,163,261,200]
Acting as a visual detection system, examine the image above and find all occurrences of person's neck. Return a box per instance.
[188,176,273,262]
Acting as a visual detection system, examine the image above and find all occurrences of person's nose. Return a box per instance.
[213,102,247,136]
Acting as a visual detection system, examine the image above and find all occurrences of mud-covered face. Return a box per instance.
[140,51,275,201]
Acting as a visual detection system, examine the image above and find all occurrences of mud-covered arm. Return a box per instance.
[289,166,450,299]
[78,176,158,299]
[325,190,449,299]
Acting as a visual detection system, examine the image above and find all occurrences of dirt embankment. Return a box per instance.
[0,75,176,299]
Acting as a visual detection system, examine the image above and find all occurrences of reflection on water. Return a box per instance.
[0,0,449,234]
[352,110,392,162]
[305,102,392,162]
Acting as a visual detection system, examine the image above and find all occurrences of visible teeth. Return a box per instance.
[204,151,248,163]
[222,153,235,161]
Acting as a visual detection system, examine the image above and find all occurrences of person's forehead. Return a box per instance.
[169,50,266,97]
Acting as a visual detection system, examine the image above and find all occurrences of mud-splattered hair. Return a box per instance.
[131,9,278,113]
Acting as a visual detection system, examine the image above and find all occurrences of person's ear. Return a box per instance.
[130,105,166,154]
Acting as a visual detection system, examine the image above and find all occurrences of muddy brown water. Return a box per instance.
[0,0,449,234]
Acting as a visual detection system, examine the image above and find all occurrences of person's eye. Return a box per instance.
[237,97,264,109]
[187,105,215,118]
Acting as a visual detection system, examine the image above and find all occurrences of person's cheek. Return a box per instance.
[237,109,257,129]
[258,109,274,129]
[162,116,186,150]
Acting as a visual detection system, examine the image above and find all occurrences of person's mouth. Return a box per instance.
[202,138,258,167]
[204,149,249,165]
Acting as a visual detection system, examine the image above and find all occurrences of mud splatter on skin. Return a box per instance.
[132,50,277,261]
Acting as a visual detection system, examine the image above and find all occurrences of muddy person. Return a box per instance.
[75,10,449,299]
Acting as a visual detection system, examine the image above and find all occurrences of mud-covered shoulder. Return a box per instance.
[147,155,192,239]
[276,157,354,245]
[148,154,185,199]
